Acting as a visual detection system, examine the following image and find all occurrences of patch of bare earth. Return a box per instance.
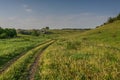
[28,41,55,80]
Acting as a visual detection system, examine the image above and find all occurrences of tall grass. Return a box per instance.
[0,35,48,69]
[35,21,120,80]
[0,40,54,80]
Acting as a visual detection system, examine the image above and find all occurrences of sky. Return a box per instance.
[0,0,120,29]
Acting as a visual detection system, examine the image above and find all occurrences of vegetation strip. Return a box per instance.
[28,40,55,80]
[0,51,27,74]
[0,40,52,74]
[0,40,54,80]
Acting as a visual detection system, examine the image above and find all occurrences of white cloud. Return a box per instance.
[22,4,32,12]
[23,4,28,8]
[25,8,32,12]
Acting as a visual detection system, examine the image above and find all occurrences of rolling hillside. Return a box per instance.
[35,20,120,80]
[0,20,120,80]
[82,20,120,42]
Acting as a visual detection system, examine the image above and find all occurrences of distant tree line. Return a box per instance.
[106,13,120,23]
[17,27,50,36]
[0,27,17,39]
[96,13,120,28]
[17,29,40,36]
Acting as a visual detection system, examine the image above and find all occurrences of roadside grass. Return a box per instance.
[0,20,120,80]
[0,40,54,80]
[35,21,120,80]
[0,35,48,69]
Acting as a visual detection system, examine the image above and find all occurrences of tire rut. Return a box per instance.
[0,51,27,74]
[0,40,52,74]
[28,40,55,80]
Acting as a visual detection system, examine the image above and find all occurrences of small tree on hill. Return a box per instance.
[45,26,49,30]
[116,13,120,20]
[107,17,114,23]
[41,26,50,34]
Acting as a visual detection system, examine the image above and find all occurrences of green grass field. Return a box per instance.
[0,20,120,80]
[35,20,120,80]
[0,35,49,70]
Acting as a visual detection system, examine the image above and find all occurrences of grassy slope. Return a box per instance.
[36,21,120,80]
[81,20,120,43]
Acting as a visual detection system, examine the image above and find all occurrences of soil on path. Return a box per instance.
[0,40,52,75]
[28,41,55,80]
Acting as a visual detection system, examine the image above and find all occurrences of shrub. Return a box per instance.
[0,27,17,39]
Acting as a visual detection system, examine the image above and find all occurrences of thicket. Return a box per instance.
[106,13,120,23]
[17,29,40,36]
[0,27,17,39]
[96,13,120,28]
[17,27,50,36]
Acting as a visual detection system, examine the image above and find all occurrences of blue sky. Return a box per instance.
[0,0,120,29]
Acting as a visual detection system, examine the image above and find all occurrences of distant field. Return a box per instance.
[0,21,120,80]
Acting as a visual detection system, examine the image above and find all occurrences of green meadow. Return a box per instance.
[35,20,120,80]
[0,20,120,80]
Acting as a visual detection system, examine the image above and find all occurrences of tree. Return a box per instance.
[4,28,17,38]
[45,26,49,30]
[107,17,114,23]
[0,27,4,34]
[0,27,17,39]
[0,33,7,39]
[116,13,120,20]
[41,27,50,34]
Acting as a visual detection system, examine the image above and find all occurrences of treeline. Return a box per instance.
[0,27,17,39]
[96,13,120,28]
[17,27,50,36]
[106,13,120,23]
[17,29,40,36]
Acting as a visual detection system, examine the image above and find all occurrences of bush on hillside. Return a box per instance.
[107,13,120,24]
[116,13,120,20]
[0,27,17,39]
[96,13,120,28]
[107,17,115,23]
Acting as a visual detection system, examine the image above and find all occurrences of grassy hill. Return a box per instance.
[0,20,120,80]
[35,20,120,80]
[82,20,120,42]
[77,20,120,51]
